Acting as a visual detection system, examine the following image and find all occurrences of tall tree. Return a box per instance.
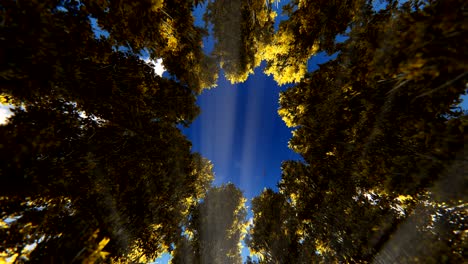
[172,184,248,264]
[203,0,276,83]
[245,188,318,264]
[250,0,467,262]
[263,0,370,84]
[81,0,219,92]
[0,0,215,262]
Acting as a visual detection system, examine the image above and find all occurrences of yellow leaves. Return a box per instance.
[398,53,442,83]
[127,244,148,264]
[263,27,319,84]
[288,130,308,153]
[269,10,277,21]
[298,0,307,9]
[315,239,332,255]
[97,238,110,257]
[267,30,293,57]
[151,0,164,12]
[160,19,180,53]
[0,252,18,264]
[342,85,361,98]
[136,84,148,94]
[396,194,413,202]
[271,63,307,85]
[184,196,196,207]
[249,250,265,262]
[0,95,10,105]
[181,197,196,216]
[184,228,194,239]
[230,197,249,239]
[308,42,319,55]
[225,69,253,84]
[150,223,164,231]
[83,230,111,263]
[0,220,8,229]
[295,227,304,237]
[278,96,307,129]
[290,192,298,207]
[278,92,306,127]
[278,108,296,127]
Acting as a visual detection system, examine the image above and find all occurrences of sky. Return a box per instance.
[187,0,313,201]
[184,0,305,203]
[181,65,301,199]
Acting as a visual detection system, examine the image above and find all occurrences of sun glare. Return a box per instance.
[144,58,166,77]
[0,105,13,125]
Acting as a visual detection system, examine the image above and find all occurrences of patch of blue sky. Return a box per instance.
[139,49,151,59]
[181,64,302,200]
[89,17,110,39]
[459,94,468,110]
[372,0,389,11]
[335,25,351,43]
[307,51,339,73]
[153,252,172,264]
[193,1,215,54]
[372,0,419,11]
[55,6,69,13]
[273,0,293,31]
[112,45,130,53]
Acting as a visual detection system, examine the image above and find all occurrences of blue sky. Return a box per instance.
[182,65,301,199]
[185,1,303,201]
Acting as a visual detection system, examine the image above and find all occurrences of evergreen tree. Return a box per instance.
[251,0,467,262]
[172,184,248,264]
[0,0,215,262]
[263,0,370,84]
[204,0,276,83]
[246,188,304,263]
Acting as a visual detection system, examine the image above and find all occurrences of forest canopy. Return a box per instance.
[1,0,466,263]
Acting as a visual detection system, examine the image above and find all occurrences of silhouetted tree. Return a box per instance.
[0,0,215,262]
[172,184,248,264]
[251,0,467,262]
[204,0,276,83]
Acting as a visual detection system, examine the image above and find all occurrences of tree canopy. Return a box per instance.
[171,184,248,264]
[248,0,467,262]
[1,0,215,262]
[1,0,466,263]
[203,0,276,83]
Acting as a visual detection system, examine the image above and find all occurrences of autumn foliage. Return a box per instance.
[1,0,466,263]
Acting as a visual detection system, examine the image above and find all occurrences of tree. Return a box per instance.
[172,184,248,264]
[245,188,304,263]
[263,0,370,84]
[81,0,219,92]
[0,0,215,262]
[203,0,276,83]
[250,0,467,261]
[373,195,467,263]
